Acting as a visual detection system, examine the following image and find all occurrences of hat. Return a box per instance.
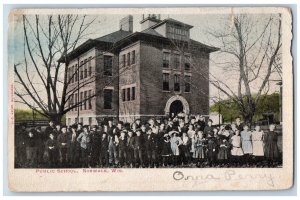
[136,128,142,132]
[71,124,78,129]
[208,119,213,123]
[61,125,67,129]
[169,130,179,136]
[91,125,98,129]
[146,127,152,132]
[82,125,89,129]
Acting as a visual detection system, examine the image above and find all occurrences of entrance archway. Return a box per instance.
[164,95,190,116]
[169,100,183,117]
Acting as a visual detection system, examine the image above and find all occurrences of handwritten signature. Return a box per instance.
[173,170,275,187]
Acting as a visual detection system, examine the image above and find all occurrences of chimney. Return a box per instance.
[119,15,133,33]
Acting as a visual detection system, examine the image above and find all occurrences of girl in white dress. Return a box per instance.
[230,130,244,156]
[251,125,264,157]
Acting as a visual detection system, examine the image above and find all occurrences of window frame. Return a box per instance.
[174,74,180,92]
[104,55,113,76]
[162,73,170,91]
[103,89,113,109]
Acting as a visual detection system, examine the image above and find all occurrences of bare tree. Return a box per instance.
[14,14,97,123]
[208,14,282,124]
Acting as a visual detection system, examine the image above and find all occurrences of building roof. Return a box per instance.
[95,30,132,43]
[150,18,194,29]
[60,19,218,63]
[141,28,164,37]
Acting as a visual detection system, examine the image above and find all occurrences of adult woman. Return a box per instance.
[263,124,280,163]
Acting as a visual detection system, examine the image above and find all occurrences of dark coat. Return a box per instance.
[263,131,280,159]
[133,135,144,150]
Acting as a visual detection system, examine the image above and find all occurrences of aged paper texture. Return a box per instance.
[8,7,293,192]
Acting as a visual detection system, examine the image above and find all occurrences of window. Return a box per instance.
[88,57,92,76]
[127,88,131,101]
[174,74,180,92]
[71,66,75,83]
[131,50,136,64]
[88,117,92,126]
[122,54,126,67]
[80,92,83,110]
[163,52,170,68]
[88,90,92,109]
[127,52,131,66]
[131,87,135,100]
[184,75,191,92]
[184,55,191,71]
[104,56,112,76]
[80,61,83,79]
[84,59,87,78]
[75,64,78,82]
[104,89,113,109]
[74,93,78,111]
[68,118,71,126]
[174,54,180,69]
[84,91,87,110]
[71,94,74,110]
[163,73,170,91]
[122,89,126,102]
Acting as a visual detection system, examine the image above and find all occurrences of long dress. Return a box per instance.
[218,139,230,160]
[264,131,279,159]
[193,138,206,159]
[161,135,172,156]
[231,135,244,156]
[170,136,182,156]
[240,130,253,154]
[251,130,264,156]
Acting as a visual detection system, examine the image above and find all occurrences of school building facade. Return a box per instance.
[63,14,218,125]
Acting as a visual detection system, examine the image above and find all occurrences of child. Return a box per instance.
[45,133,58,167]
[230,130,244,165]
[193,131,206,167]
[133,129,144,167]
[126,131,135,168]
[251,125,264,159]
[217,135,230,165]
[206,132,217,167]
[170,131,183,166]
[118,131,127,167]
[240,125,253,160]
[25,129,37,167]
[161,133,172,167]
[100,132,109,167]
[77,125,91,168]
[181,132,191,165]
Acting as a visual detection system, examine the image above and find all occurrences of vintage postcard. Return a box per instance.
[7,7,293,192]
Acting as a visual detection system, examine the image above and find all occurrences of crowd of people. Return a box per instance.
[15,114,282,168]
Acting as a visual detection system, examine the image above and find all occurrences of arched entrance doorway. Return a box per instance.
[169,100,183,117]
[164,95,190,117]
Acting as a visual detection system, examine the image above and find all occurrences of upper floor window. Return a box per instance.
[84,91,87,110]
[131,87,136,100]
[174,74,180,92]
[122,54,126,67]
[75,64,78,82]
[174,54,180,69]
[80,61,84,80]
[88,57,92,76]
[122,89,126,102]
[104,89,113,109]
[84,59,88,78]
[74,93,78,111]
[104,55,113,76]
[184,55,191,71]
[88,90,92,109]
[131,50,136,64]
[163,73,170,91]
[127,52,131,66]
[80,92,83,110]
[71,66,75,83]
[126,88,131,101]
[184,75,191,92]
[163,52,170,68]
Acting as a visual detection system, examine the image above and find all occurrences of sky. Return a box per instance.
[11,12,282,110]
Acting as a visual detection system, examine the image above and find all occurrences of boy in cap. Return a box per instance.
[46,133,58,167]
[57,125,69,167]
[133,129,144,167]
